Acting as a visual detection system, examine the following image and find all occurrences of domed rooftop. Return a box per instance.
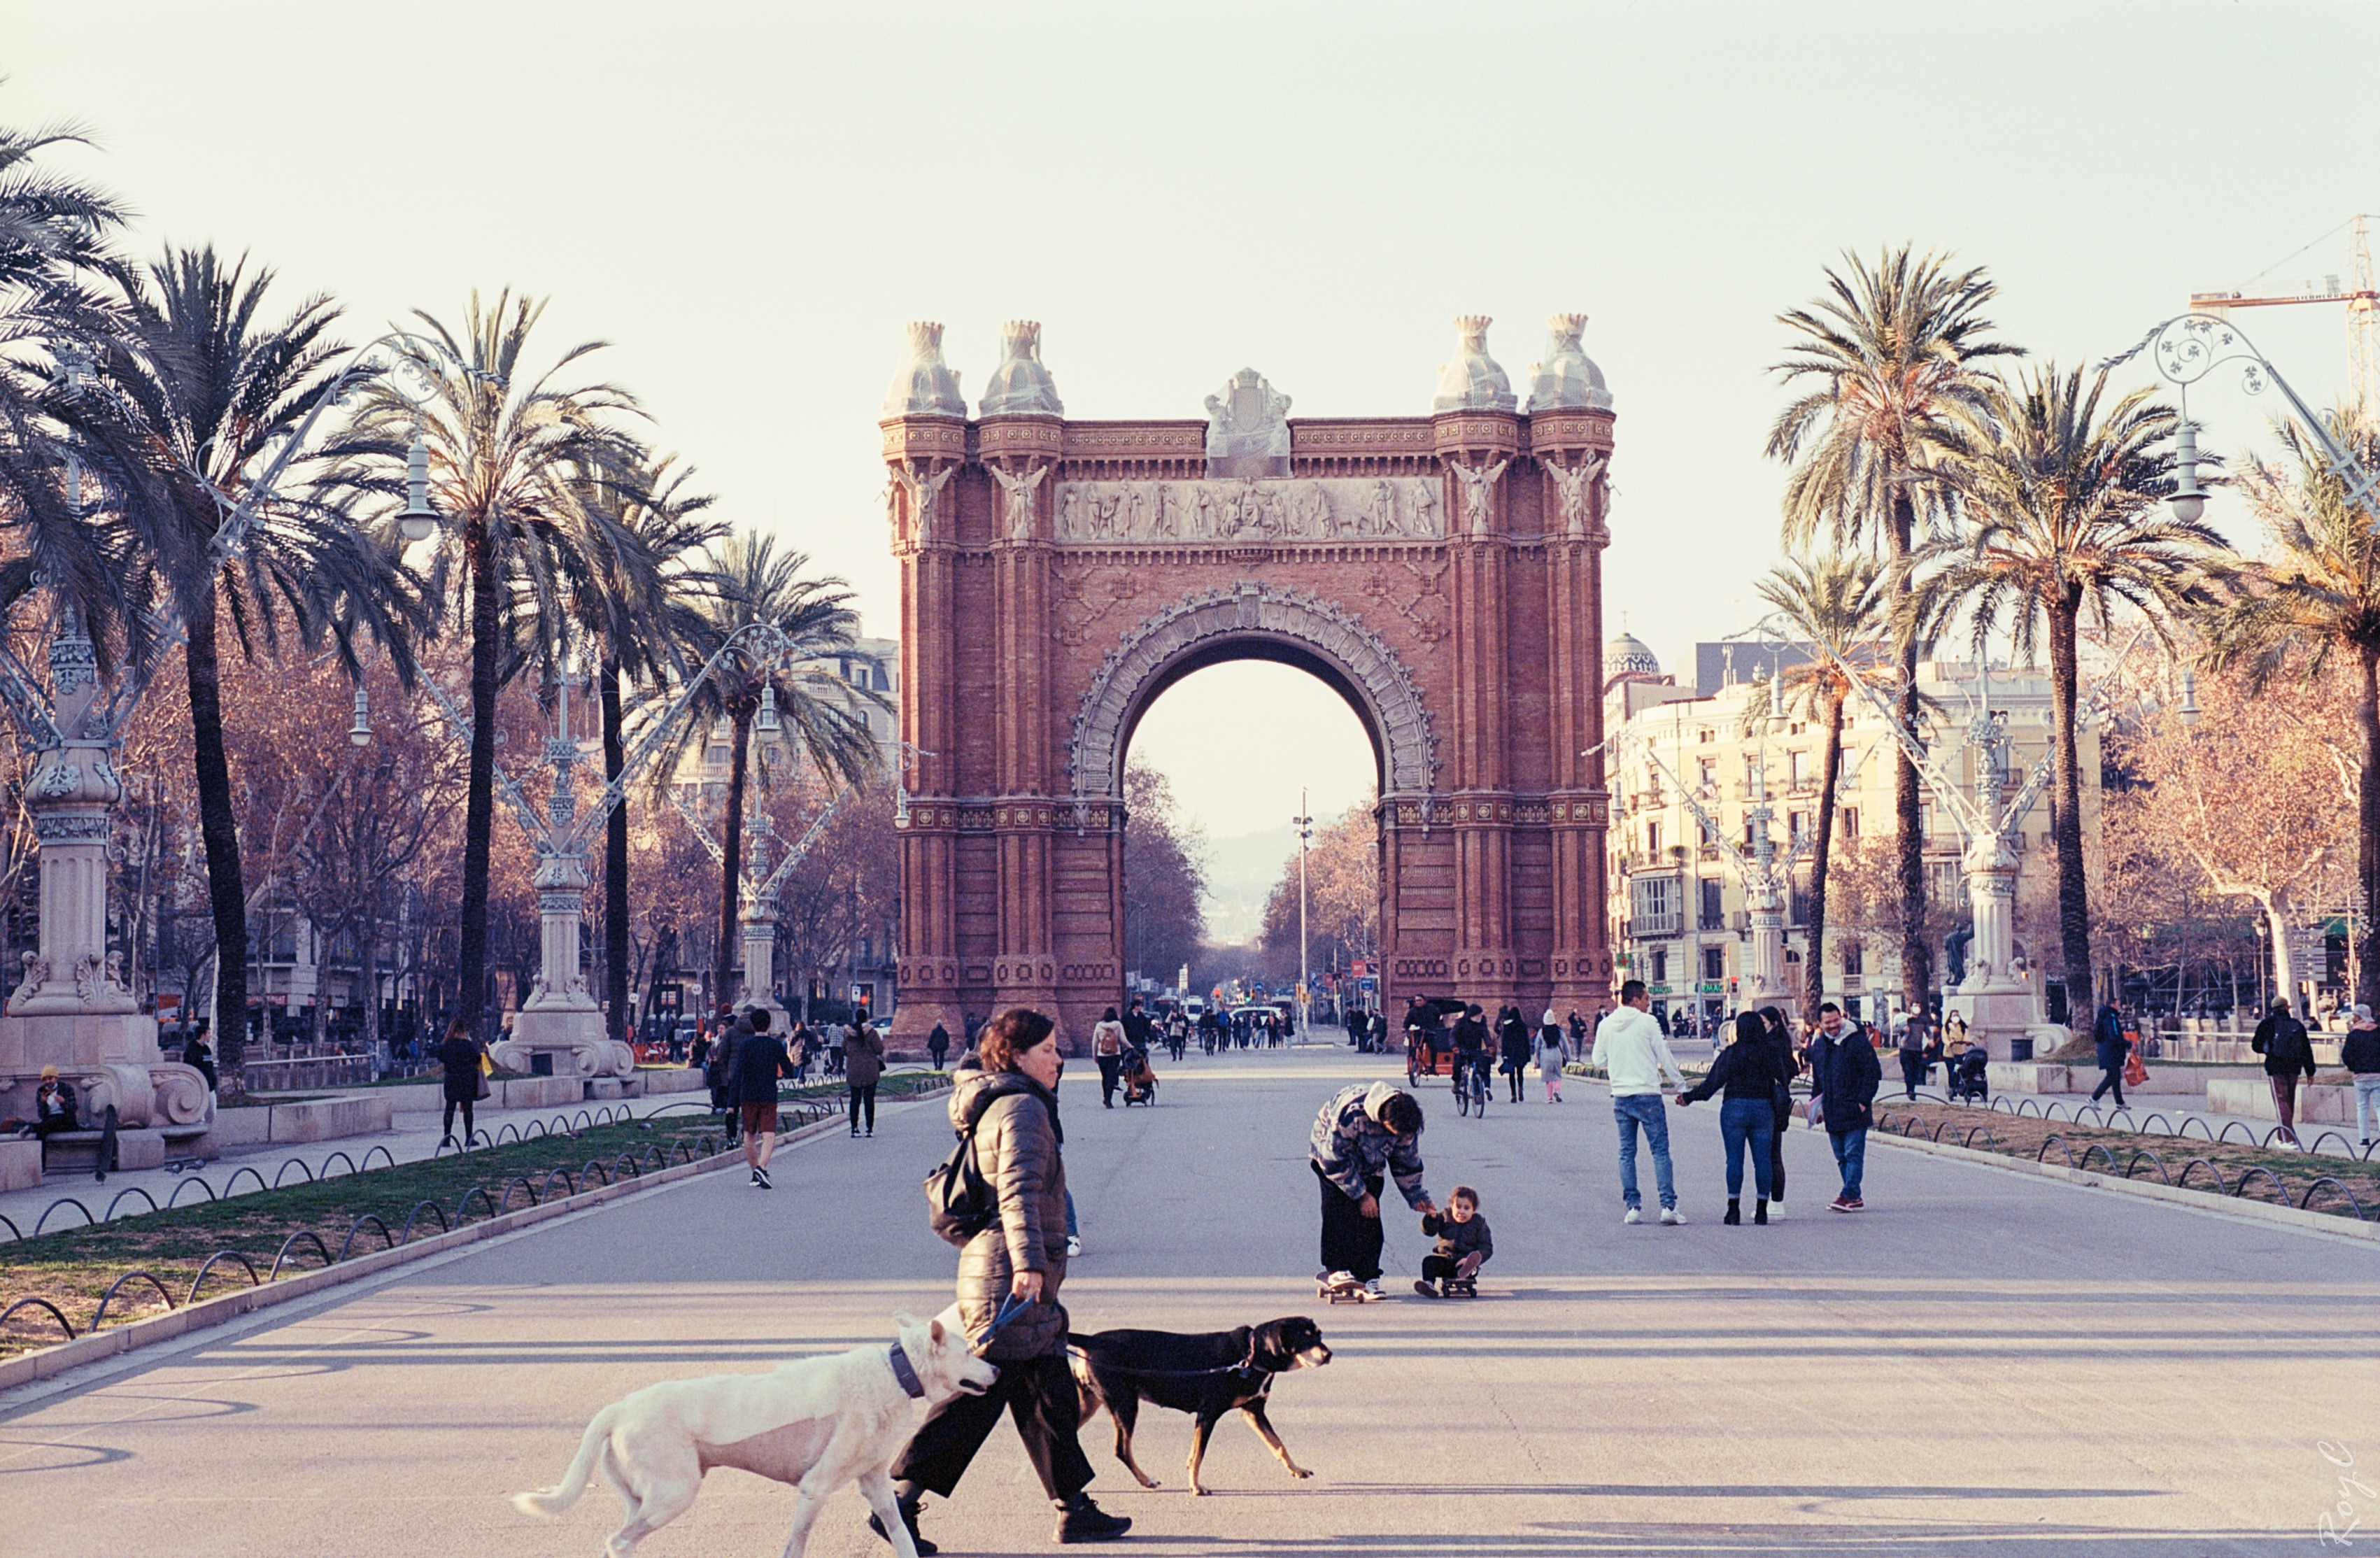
[1603,632,1662,681]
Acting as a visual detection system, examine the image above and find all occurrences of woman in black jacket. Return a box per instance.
[435,1018,488,1147]
[1673,1010,1784,1224]
[1497,1007,1532,1101]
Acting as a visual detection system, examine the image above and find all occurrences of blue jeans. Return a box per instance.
[1719,1096,1775,1200]
[2356,1077,2380,1142]
[1613,1093,1676,1210]
[1829,1126,1868,1200]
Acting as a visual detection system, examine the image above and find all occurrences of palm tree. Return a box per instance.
[2202,407,2380,1007]
[96,246,424,1095]
[0,115,139,658]
[1906,363,2227,1021]
[1755,553,1892,1020]
[559,448,722,1044]
[656,531,880,1011]
[334,291,638,1033]
[1768,246,2020,1019]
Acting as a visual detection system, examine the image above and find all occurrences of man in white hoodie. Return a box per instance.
[1592,979,1688,1224]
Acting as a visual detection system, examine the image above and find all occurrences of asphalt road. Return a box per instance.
[3,1047,2374,1557]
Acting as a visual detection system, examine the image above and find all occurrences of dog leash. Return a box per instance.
[972,1291,1033,1354]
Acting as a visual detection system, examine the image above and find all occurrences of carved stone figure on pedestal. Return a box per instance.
[1450,458,1510,538]
[894,460,955,547]
[1204,369,1293,478]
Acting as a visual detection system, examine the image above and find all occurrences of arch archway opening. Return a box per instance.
[1125,656,1383,1005]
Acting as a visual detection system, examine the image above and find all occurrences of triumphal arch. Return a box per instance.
[882,316,1617,1049]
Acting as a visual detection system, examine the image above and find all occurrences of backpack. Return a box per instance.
[923,1107,996,1247]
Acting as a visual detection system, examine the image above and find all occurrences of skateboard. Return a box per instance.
[1317,1275,1378,1304]
[1441,1276,1478,1298]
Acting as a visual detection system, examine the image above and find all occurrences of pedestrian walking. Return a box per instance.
[180,1019,218,1093]
[786,1023,812,1084]
[826,1019,847,1079]
[435,1017,489,1148]
[1308,1079,1436,1300]
[1806,1002,1880,1212]
[881,1008,1131,1550]
[1592,979,1687,1224]
[1497,1006,1531,1103]
[1091,1007,1127,1107]
[927,1020,950,1071]
[1754,1006,1799,1217]
[732,1008,793,1187]
[846,1014,885,1138]
[1673,1011,1783,1224]
[2251,998,2318,1145]
[2090,1001,2132,1107]
[2344,1005,2380,1147]
[1897,1016,1928,1100]
[1537,1019,1568,1103]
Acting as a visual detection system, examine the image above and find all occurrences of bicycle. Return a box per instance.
[1452,1052,1487,1118]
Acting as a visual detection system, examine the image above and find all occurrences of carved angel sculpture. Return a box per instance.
[1548,454,1607,539]
[896,460,956,545]
[990,464,1050,541]
[1450,458,1510,537]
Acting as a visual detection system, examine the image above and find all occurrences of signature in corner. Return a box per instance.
[2321,1442,2377,1548]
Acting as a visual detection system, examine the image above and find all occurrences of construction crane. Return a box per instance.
[2190,213,2379,410]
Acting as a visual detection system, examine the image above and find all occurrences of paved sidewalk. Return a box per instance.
[3,1047,2372,1556]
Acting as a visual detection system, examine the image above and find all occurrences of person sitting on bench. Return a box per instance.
[20,1065,77,1139]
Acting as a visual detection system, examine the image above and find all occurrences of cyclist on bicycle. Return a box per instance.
[1450,1005,1490,1101]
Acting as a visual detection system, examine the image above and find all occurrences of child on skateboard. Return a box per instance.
[1413,1185,1493,1298]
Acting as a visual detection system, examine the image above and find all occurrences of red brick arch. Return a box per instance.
[884,335,1617,1050]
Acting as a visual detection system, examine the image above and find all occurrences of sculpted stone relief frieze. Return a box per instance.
[1052,476,1441,544]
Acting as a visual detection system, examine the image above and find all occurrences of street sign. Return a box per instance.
[1359,976,1377,993]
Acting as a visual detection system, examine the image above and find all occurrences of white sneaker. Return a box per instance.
[1660,1206,1686,1225]
[1363,1277,1386,1300]
[1623,1207,1643,1225]
[1322,1269,1357,1288]
[1766,1199,1785,1220]
[1065,1235,1083,1258]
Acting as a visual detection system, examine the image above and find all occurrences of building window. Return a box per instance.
[1702,946,1725,983]
[1699,879,1724,931]
[1698,758,1716,788]
[1631,874,1682,937]
[1789,810,1810,843]
[1841,942,1864,975]
[1697,728,1714,744]
[1839,806,1859,840]
[1651,949,1669,983]
[1646,821,1662,857]
[1789,749,1808,785]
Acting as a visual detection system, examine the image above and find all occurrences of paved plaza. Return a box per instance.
[3,1047,2375,1557]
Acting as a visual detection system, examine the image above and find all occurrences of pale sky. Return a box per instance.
[14,0,2378,854]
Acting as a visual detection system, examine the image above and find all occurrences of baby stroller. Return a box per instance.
[1121,1044,1158,1106]
[1947,1047,1989,1104]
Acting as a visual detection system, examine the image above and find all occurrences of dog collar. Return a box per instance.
[888,1342,927,1400]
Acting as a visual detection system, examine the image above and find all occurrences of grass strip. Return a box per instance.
[1868,1099,2380,1220]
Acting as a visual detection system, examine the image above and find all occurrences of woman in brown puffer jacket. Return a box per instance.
[844,1019,884,1137]
[884,1008,1130,1550]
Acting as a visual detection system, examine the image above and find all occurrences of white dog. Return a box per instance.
[512,1311,996,1558]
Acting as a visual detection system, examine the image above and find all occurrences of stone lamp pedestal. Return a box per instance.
[1940,835,2070,1061]
[493,849,632,1084]
[737,898,791,1036]
[0,728,210,1154]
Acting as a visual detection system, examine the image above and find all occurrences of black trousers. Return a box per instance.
[2091,1066,2125,1107]
[849,1083,877,1133]
[1420,1253,1477,1282]
[1315,1163,1386,1281]
[1899,1051,1925,1098]
[1096,1054,1121,1105]
[1769,1093,1792,1202]
[891,1350,1093,1502]
[441,1096,475,1143]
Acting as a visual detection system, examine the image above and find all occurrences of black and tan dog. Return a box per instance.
[1068,1317,1331,1495]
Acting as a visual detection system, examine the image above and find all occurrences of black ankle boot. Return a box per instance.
[1723,1199,1741,1225]
[1054,1492,1131,1544]
[867,1490,937,1555]
[1753,1198,1768,1224]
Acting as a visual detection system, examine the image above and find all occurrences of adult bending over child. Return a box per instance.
[1308,1080,1437,1300]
